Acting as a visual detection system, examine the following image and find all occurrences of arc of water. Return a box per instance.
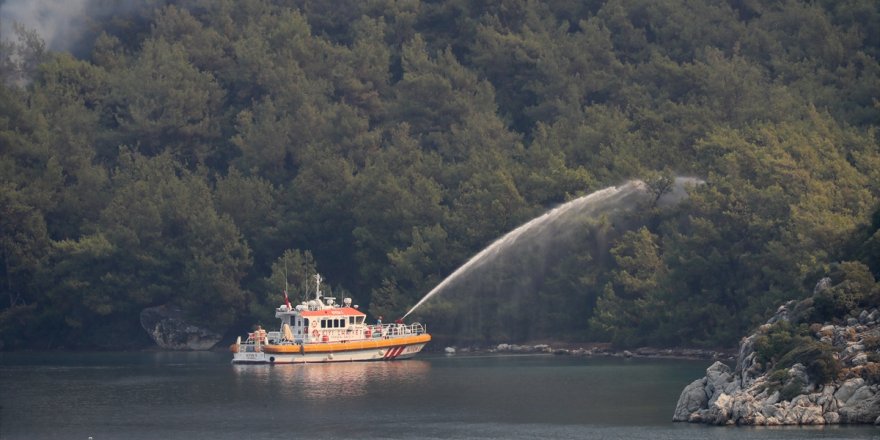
[401,177,704,320]
[402,183,635,319]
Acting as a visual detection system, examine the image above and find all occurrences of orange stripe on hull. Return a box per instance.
[262,334,431,354]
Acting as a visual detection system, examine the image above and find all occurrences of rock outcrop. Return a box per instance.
[140,305,223,350]
[674,297,880,425]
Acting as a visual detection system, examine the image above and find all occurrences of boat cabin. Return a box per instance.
[272,275,374,343]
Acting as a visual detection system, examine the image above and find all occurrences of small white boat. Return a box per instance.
[231,275,431,364]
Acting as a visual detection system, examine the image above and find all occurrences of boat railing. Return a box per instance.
[304,322,428,342]
[369,322,427,338]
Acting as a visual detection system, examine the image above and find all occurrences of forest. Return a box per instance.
[1,0,878,350]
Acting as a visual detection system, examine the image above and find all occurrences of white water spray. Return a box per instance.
[402,177,703,319]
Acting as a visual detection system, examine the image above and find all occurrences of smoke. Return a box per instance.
[657,176,704,208]
[0,0,91,52]
[0,0,155,56]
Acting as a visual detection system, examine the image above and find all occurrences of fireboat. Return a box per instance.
[231,274,431,364]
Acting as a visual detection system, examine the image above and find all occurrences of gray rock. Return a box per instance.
[731,394,759,424]
[140,305,222,350]
[787,364,810,388]
[444,346,456,354]
[705,393,734,425]
[817,385,836,411]
[840,392,880,424]
[845,343,866,356]
[768,301,795,324]
[835,378,866,403]
[762,402,780,419]
[799,405,826,425]
[496,343,510,351]
[845,386,875,407]
[825,411,840,424]
[735,335,760,387]
[813,277,832,294]
[673,378,709,421]
[706,361,733,387]
[852,352,869,366]
[674,293,880,426]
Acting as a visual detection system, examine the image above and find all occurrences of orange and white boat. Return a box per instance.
[231,275,431,364]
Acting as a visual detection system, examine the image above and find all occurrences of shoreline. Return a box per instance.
[433,342,737,362]
[1,341,737,362]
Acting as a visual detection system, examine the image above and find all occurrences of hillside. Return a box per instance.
[0,0,878,349]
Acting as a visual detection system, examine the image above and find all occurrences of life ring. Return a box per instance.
[312,329,319,338]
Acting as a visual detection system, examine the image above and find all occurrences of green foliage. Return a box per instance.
[754,321,841,385]
[812,261,880,322]
[1,0,879,349]
[779,376,806,403]
[250,249,320,325]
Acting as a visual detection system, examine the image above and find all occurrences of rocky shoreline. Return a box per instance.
[673,299,880,425]
[441,342,735,361]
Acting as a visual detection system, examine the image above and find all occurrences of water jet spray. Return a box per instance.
[402,177,703,320]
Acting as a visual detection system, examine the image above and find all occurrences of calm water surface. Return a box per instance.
[2,351,878,439]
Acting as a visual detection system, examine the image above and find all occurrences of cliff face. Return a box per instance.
[140,305,223,350]
[673,298,880,425]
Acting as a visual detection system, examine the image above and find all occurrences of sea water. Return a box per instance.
[1,351,878,439]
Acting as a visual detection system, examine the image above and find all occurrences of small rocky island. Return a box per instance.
[674,276,880,425]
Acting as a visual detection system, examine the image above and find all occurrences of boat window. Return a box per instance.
[303,318,309,328]
[320,319,326,329]
[334,319,340,328]
[349,317,355,325]
[356,316,364,325]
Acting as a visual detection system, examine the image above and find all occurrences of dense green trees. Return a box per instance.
[1,0,878,349]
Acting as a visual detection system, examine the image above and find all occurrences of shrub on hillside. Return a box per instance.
[754,321,841,385]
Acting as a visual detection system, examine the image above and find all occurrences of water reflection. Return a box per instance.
[232,360,431,400]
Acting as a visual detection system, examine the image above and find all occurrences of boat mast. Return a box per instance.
[314,273,322,301]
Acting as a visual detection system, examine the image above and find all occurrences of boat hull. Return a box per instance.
[232,334,430,364]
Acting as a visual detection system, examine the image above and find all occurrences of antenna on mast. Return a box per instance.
[281,264,292,310]
[314,273,323,300]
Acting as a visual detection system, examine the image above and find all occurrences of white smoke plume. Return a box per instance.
[0,0,91,52]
